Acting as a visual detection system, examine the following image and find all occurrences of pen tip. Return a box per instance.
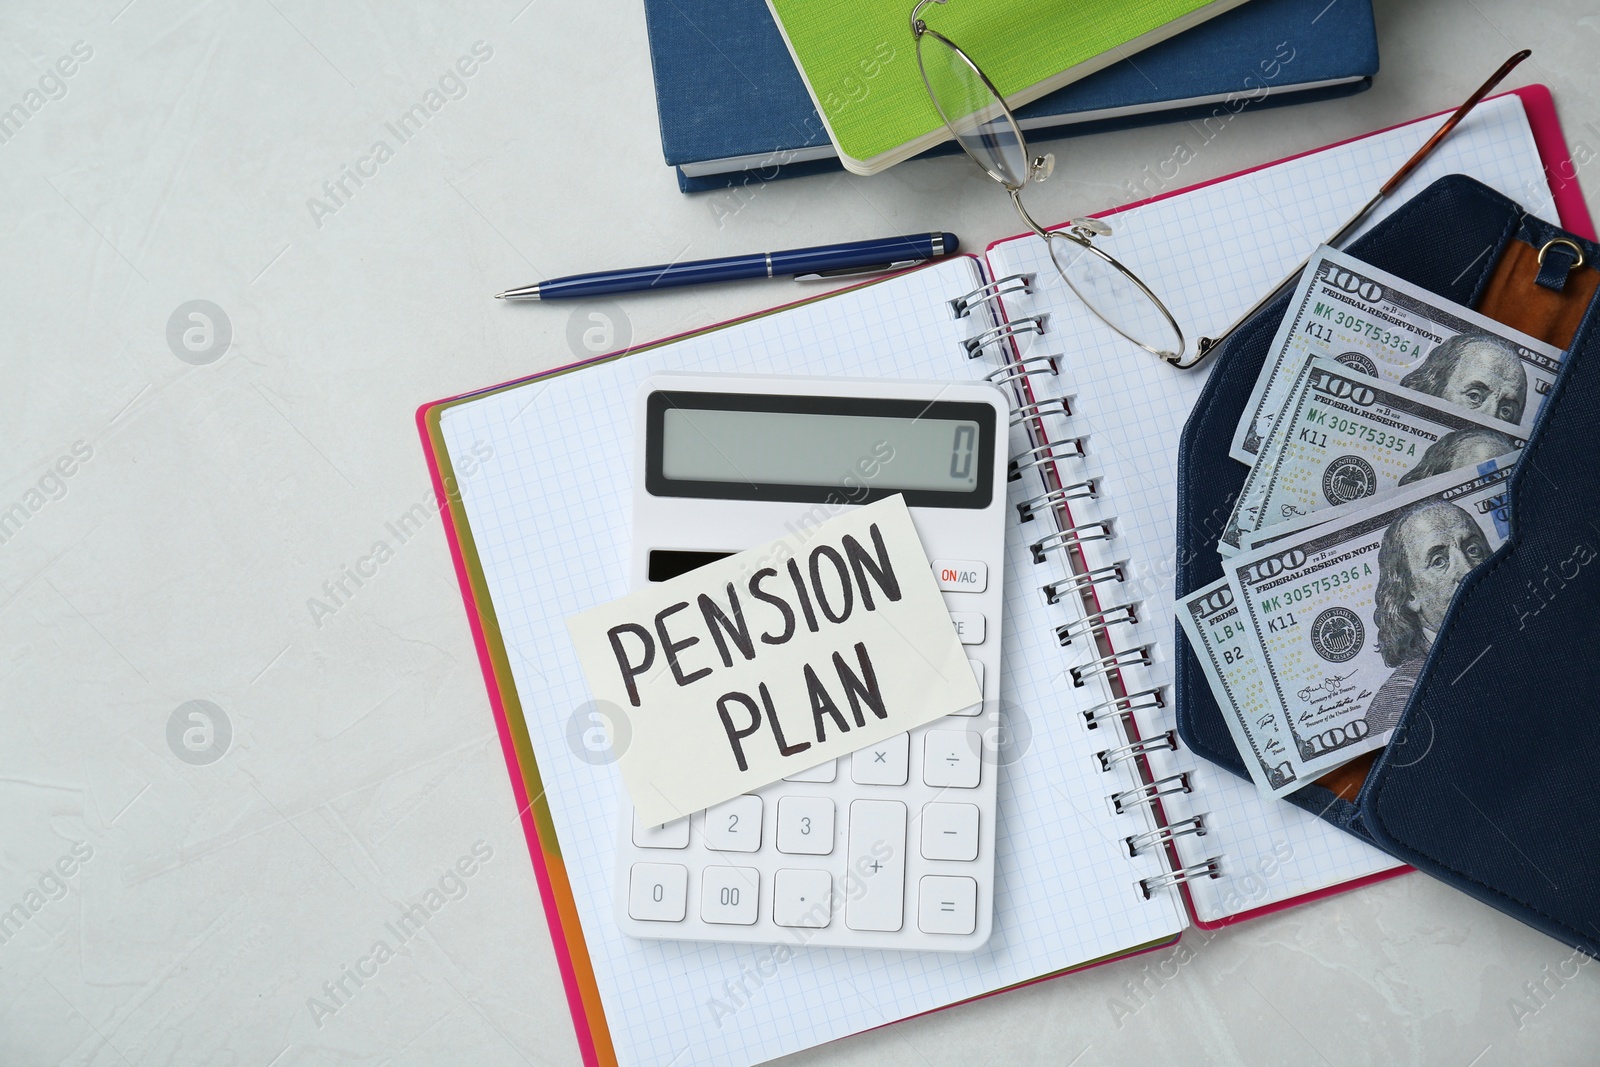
[493,292,506,299]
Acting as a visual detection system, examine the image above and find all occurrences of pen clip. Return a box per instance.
[794,258,926,281]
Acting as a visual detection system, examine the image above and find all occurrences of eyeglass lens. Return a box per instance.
[1049,234,1184,360]
[916,31,1029,188]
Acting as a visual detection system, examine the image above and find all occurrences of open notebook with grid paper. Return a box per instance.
[417,88,1572,1066]
[426,255,1186,1067]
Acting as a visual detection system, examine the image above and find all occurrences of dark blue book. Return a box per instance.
[643,0,1379,194]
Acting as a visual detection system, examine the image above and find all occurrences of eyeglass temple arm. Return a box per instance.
[1189,196,1376,364]
[1190,49,1531,368]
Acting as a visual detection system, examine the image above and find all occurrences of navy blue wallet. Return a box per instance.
[1174,175,1600,956]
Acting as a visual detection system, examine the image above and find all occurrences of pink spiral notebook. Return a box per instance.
[417,86,1587,1067]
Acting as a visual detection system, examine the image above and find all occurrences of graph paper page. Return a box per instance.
[984,94,1553,923]
[436,255,1187,1067]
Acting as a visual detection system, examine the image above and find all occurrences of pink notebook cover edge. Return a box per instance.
[415,406,603,1066]
[983,83,1586,931]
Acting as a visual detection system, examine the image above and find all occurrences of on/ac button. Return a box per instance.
[931,560,987,593]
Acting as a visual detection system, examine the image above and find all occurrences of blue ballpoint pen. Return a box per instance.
[493,232,958,300]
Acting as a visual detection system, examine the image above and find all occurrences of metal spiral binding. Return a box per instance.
[1111,772,1192,814]
[1125,815,1206,857]
[985,355,1060,387]
[1069,645,1151,686]
[958,276,1207,906]
[1056,603,1140,646]
[1042,562,1126,604]
[1097,730,1178,771]
[1081,685,1165,730]
[963,315,1047,358]
[1029,521,1113,564]
[1009,396,1072,425]
[1009,438,1086,480]
[949,273,1034,318]
[1017,480,1098,522]
[1139,858,1222,899]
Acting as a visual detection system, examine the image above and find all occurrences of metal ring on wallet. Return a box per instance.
[1125,815,1206,857]
[985,355,1060,386]
[1097,730,1178,771]
[1069,645,1151,686]
[1139,857,1222,898]
[1082,686,1166,730]
[948,273,1034,318]
[1017,480,1098,521]
[1056,603,1139,645]
[1042,561,1126,603]
[963,315,1046,358]
[1111,772,1191,813]
[1010,438,1086,479]
[1538,237,1586,270]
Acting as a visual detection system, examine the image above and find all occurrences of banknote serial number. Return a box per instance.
[1212,618,1251,663]
[1212,619,1246,644]
[1303,407,1418,455]
[1256,563,1371,613]
[1311,301,1424,357]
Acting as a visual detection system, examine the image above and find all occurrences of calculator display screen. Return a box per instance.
[663,408,980,491]
[645,391,996,509]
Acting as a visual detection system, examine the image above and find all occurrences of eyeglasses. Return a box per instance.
[911,0,1190,367]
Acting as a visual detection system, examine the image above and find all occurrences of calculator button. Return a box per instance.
[628,863,687,922]
[918,875,977,935]
[700,866,760,925]
[632,812,690,849]
[949,661,984,717]
[931,559,987,592]
[920,803,980,861]
[949,612,986,644]
[845,800,907,931]
[783,759,837,783]
[777,796,835,855]
[773,868,833,928]
[704,795,763,852]
[923,730,981,788]
[851,732,909,785]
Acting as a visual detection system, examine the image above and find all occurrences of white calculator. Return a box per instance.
[613,372,1009,952]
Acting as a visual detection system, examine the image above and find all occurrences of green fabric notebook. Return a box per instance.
[765,0,1254,175]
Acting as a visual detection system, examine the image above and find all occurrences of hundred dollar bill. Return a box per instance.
[1229,245,1563,465]
[1224,455,1516,782]
[1177,578,1302,797]
[1218,354,1525,553]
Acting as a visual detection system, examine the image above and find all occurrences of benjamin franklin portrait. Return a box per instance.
[1364,500,1492,734]
[1398,427,1519,486]
[1400,332,1528,425]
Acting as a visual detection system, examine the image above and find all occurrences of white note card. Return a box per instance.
[566,495,980,825]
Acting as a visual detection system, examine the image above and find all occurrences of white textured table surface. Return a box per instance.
[4,0,1598,1064]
